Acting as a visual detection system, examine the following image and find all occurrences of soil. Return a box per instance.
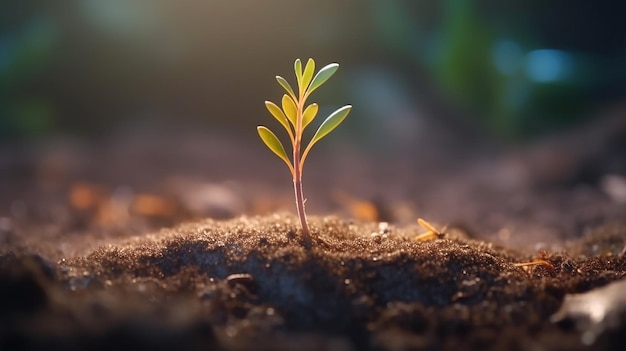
[1,117,626,351]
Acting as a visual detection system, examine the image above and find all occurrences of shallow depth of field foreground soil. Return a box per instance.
[1,213,626,351]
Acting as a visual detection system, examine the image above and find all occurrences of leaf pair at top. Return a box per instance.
[257,58,352,177]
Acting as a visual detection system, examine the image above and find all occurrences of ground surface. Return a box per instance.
[1,215,626,351]
[1,115,626,350]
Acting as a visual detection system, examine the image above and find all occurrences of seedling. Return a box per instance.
[414,218,447,241]
[513,249,556,273]
[514,260,555,271]
[514,250,555,273]
[257,58,352,245]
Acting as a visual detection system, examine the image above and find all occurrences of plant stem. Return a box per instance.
[292,83,311,247]
[293,178,310,246]
[293,143,311,247]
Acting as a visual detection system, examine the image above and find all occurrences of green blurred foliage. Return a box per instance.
[372,0,626,139]
[0,16,57,138]
[1,0,624,141]
[434,0,503,131]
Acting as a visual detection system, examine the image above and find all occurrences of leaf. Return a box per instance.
[294,59,303,90]
[300,105,351,169]
[302,103,318,129]
[301,58,315,93]
[309,105,351,147]
[417,218,438,233]
[281,94,297,127]
[265,100,294,134]
[276,76,296,101]
[257,126,293,173]
[307,63,339,96]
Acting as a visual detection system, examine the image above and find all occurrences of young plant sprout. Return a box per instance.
[514,250,555,272]
[414,218,447,241]
[257,58,352,245]
[514,260,554,272]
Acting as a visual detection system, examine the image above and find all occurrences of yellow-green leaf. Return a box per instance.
[302,103,318,129]
[265,100,294,134]
[301,58,315,94]
[257,126,293,172]
[309,105,351,147]
[307,63,339,96]
[276,76,296,101]
[300,105,351,168]
[294,58,303,90]
[281,94,297,127]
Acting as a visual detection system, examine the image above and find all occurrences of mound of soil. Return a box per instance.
[1,214,625,350]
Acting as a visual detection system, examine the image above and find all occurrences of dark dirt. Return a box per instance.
[1,214,626,351]
[1,115,626,350]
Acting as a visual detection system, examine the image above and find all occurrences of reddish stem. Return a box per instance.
[292,78,310,247]
[293,180,310,246]
[293,141,311,247]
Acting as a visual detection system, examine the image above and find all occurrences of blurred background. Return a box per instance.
[2,0,625,140]
[1,0,626,248]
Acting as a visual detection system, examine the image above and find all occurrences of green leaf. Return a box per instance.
[301,58,315,93]
[281,94,297,127]
[294,58,303,90]
[257,126,293,171]
[276,76,296,101]
[302,103,318,129]
[309,105,351,147]
[307,63,339,96]
[265,100,293,133]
